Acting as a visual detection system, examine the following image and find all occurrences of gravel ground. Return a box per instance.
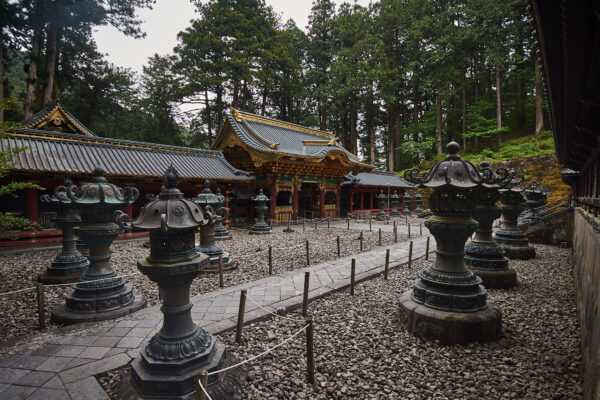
[0,225,409,346]
[207,244,581,399]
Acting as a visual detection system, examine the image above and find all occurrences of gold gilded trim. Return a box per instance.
[240,118,280,149]
[231,107,334,139]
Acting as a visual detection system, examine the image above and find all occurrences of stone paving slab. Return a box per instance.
[0,225,434,399]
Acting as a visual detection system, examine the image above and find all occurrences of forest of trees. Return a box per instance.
[0,0,545,171]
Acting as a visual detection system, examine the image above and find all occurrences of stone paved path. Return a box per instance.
[0,225,434,399]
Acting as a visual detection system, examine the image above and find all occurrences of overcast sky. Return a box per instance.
[93,0,372,73]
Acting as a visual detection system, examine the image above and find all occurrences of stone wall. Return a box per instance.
[572,209,600,400]
[520,208,574,246]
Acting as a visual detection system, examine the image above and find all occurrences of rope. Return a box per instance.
[197,378,213,400]
[245,294,299,321]
[207,323,309,376]
[0,286,36,296]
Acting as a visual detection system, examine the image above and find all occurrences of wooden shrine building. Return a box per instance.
[0,102,252,246]
[342,171,413,215]
[213,108,372,221]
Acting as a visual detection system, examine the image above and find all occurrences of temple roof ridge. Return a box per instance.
[19,101,96,137]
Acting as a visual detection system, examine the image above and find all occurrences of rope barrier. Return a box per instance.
[0,286,36,296]
[245,294,299,321]
[206,323,309,376]
[197,376,213,400]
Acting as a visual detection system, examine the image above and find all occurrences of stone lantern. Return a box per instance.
[193,180,234,271]
[390,190,401,216]
[400,142,501,344]
[464,162,516,288]
[414,193,423,214]
[214,188,231,240]
[402,191,412,215]
[115,166,243,399]
[376,190,388,220]
[524,181,550,209]
[250,189,271,234]
[52,167,145,324]
[494,173,536,259]
[38,178,89,283]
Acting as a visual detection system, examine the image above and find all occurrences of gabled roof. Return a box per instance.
[344,171,413,189]
[213,108,371,170]
[3,128,252,182]
[19,101,96,137]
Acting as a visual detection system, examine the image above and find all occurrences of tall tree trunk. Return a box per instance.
[350,96,358,155]
[412,80,419,125]
[495,64,502,145]
[216,83,223,131]
[25,31,41,118]
[387,104,394,172]
[0,29,4,123]
[394,109,401,171]
[534,57,544,137]
[368,113,375,166]
[436,85,442,155]
[319,106,327,131]
[341,112,348,150]
[42,24,58,106]
[462,79,466,151]
[474,52,479,151]
[232,82,239,109]
[204,88,212,146]
[261,89,266,116]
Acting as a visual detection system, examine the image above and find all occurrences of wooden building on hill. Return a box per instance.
[213,108,373,221]
[0,102,252,246]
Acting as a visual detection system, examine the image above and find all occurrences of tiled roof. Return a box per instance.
[20,101,96,137]
[217,108,370,168]
[3,129,252,182]
[344,171,413,188]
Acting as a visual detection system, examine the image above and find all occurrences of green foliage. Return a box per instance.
[460,130,555,164]
[464,101,509,139]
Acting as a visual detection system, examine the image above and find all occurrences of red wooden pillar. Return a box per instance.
[293,186,299,219]
[349,188,354,211]
[26,188,38,222]
[270,184,277,222]
[336,187,340,217]
[369,191,374,209]
[320,188,326,218]
[124,203,133,218]
[360,190,364,210]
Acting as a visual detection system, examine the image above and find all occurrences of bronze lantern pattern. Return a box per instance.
[250,189,271,234]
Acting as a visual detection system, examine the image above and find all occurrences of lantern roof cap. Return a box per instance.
[67,167,138,205]
[193,180,219,205]
[252,189,269,202]
[404,141,492,188]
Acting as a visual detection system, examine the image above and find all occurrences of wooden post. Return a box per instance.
[306,318,315,385]
[235,290,247,344]
[218,254,224,288]
[287,219,291,232]
[327,217,330,228]
[336,235,341,258]
[369,218,372,232]
[158,287,162,302]
[408,223,411,239]
[305,240,310,266]
[350,258,356,295]
[36,283,45,330]
[378,228,382,246]
[394,226,398,243]
[384,249,390,280]
[420,222,422,235]
[426,236,430,260]
[303,219,305,232]
[393,219,396,229]
[302,271,310,317]
[268,246,273,275]
[347,217,350,230]
[408,241,413,269]
[359,232,363,252]
[196,369,208,400]
[315,219,318,230]
[405,215,408,224]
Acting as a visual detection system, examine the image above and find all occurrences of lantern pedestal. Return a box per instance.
[400,292,502,345]
[494,195,535,259]
[38,209,89,284]
[214,223,232,240]
[250,189,271,234]
[52,225,146,324]
[465,187,516,288]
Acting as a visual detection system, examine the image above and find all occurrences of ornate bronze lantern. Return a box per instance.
[116,167,242,398]
[401,142,502,344]
[376,190,387,220]
[464,162,516,288]
[414,193,423,214]
[389,190,401,216]
[51,167,145,324]
[250,189,271,234]
[193,181,234,271]
[38,178,90,283]
[214,188,231,240]
[524,181,550,209]
[494,173,536,259]
[402,191,412,215]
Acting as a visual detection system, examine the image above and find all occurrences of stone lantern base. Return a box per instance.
[390,210,401,217]
[399,291,502,344]
[376,213,387,221]
[494,230,536,259]
[465,243,517,288]
[38,253,89,284]
[249,225,271,234]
